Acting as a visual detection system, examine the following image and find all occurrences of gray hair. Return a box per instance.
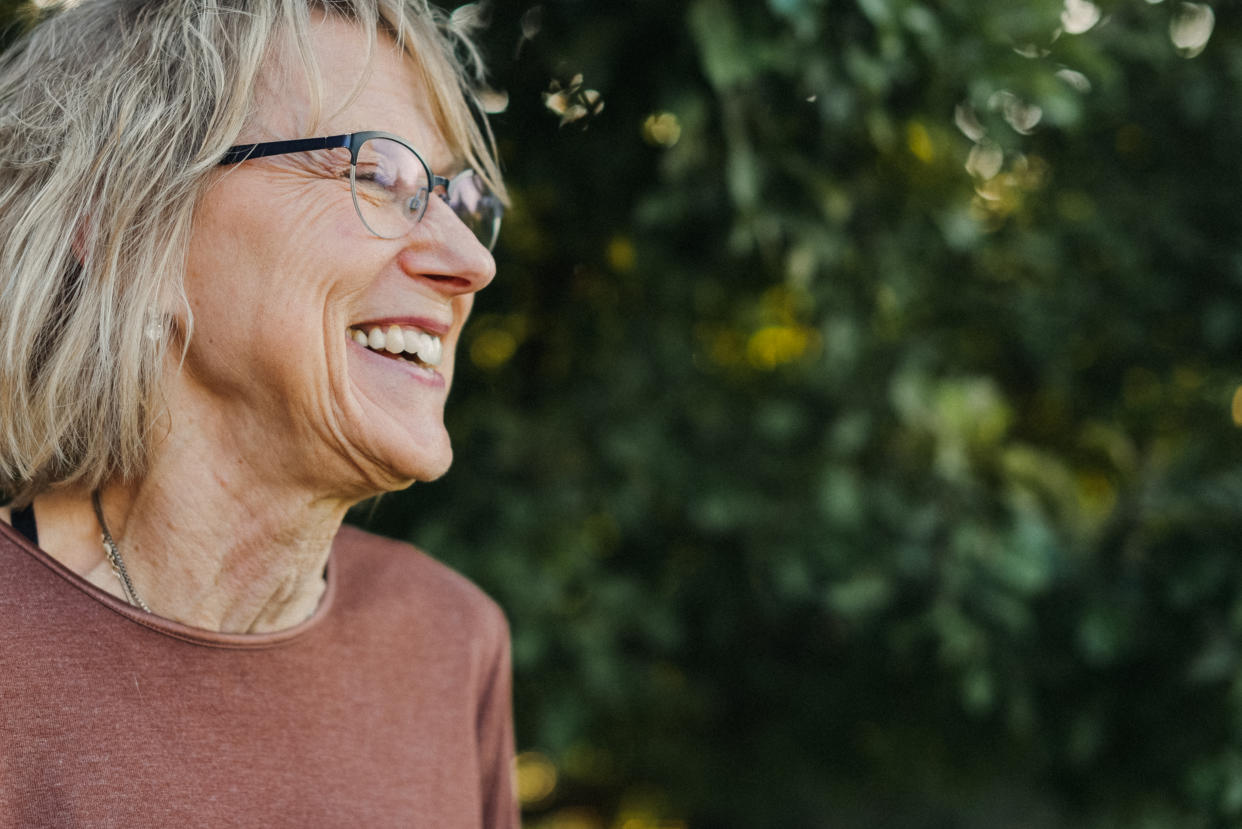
[0,0,504,506]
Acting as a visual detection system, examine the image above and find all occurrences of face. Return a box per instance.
[180,16,495,497]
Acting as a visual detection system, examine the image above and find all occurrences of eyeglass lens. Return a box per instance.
[445,170,502,252]
[349,136,502,249]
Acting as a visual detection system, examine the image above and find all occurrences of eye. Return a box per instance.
[351,164,399,209]
[353,162,392,184]
[355,147,404,181]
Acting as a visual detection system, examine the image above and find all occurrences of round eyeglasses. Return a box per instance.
[218,131,503,250]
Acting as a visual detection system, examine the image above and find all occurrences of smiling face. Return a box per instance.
[179,16,495,498]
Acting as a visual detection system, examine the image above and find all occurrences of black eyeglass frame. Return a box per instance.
[218,130,499,248]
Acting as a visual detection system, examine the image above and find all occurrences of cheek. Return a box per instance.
[189,170,364,297]
[186,181,367,347]
[184,227,339,400]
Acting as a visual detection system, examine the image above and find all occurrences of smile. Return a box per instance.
[349,325,444,368]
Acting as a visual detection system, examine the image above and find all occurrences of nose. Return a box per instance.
[396,193,496,296]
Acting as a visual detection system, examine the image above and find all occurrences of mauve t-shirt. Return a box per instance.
[0,520,518,828]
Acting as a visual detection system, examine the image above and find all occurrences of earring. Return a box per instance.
[143,305,164,343]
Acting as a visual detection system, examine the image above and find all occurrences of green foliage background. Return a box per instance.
[6,0,1242,826]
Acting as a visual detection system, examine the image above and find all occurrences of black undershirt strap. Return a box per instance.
[10,503,38,547]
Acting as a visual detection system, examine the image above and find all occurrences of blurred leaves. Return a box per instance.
[398,0,1242,824]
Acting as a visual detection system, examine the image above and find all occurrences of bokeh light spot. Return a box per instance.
[642,112,682,147]
[606,236,636,272]
[515,751,558,806]
[1231,386,1242,426]
[747,325,815,369]
[470,328,518,369]
[906,121,935,162]
[477,88,510,114]
[1056,68,1092,93]
[544,74,604,127]
[954,103,986,141]
[1170,3,1214,57]
[966,141,1003,180]
[989,90,1042,135]
[1061,0,1101,34]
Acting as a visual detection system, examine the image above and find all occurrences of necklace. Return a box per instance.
[91,490,151,613]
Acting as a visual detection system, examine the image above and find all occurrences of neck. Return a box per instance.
[37,427,355,635]
[106,471,347,633]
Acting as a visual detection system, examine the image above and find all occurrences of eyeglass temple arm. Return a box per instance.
[218,134,352,166]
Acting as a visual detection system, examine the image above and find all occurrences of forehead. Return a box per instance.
[253,15,456,171]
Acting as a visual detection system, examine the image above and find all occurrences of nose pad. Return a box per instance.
[405,188,430,220]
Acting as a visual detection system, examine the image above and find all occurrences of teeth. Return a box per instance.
[384,325,404,354]
[406,330,443,367]
[351,325,444,368]
[402,332,424,361]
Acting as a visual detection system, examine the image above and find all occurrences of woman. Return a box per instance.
[0,0,516,825]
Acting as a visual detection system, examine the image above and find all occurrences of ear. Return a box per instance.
[150,299,193,352]
[162,295,193,356]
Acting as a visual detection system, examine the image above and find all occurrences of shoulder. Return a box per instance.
[330,523,509,649]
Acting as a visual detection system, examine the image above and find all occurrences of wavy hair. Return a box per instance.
[0,0,504,506]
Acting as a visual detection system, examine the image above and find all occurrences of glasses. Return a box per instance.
[218,131,503,250]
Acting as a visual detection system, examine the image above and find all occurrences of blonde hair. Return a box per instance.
[0,0,504,506]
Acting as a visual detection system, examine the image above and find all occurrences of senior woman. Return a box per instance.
[0,0,516,824]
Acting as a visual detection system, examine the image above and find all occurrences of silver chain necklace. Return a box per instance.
[91,490,151,613]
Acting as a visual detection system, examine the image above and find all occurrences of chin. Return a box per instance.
[379,430,455,489]
[408,447,453,484]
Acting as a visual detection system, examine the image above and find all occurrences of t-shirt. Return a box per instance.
[0,520,518,828]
